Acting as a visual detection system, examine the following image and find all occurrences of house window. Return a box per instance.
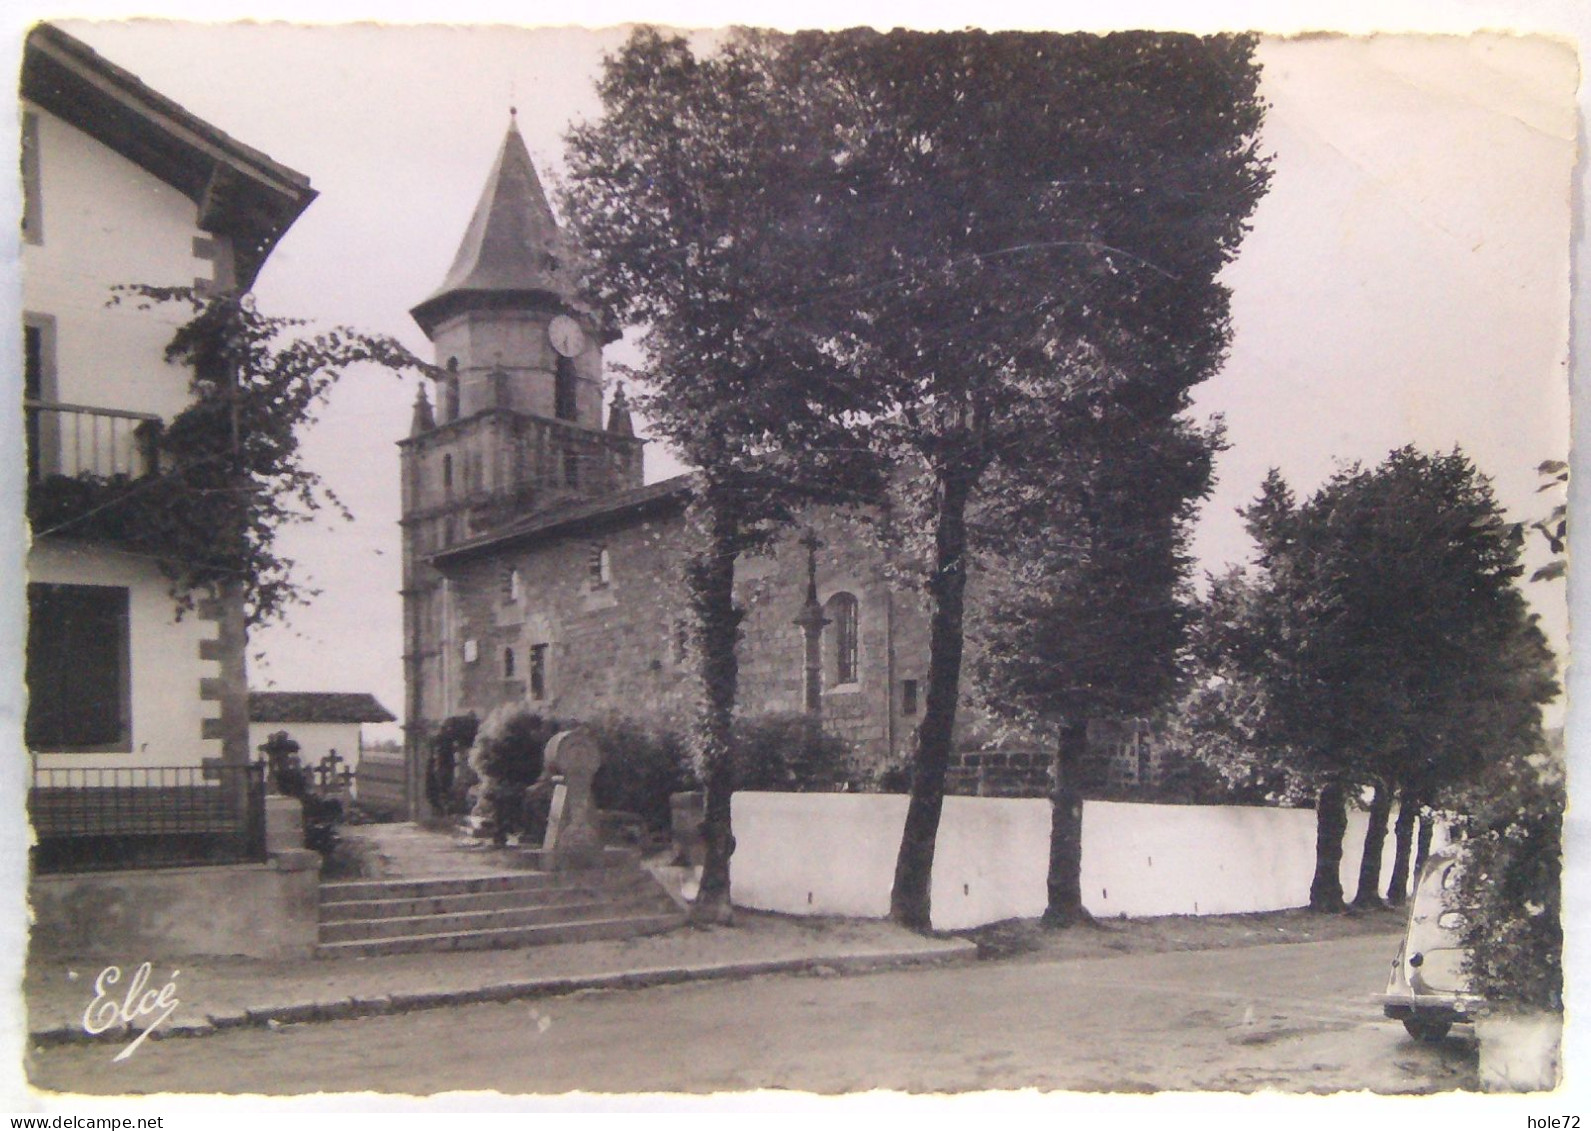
[902,679,919,717]
[555,355,578,421]
[21,111,41,245]
[23,315,57,481]
[825,592,859,686]
[589,545,611,589]
[502,567,522,603]
[529,643,548,700]
[503,646,516,679]
[26,583,132,751]
[563,450,580,488]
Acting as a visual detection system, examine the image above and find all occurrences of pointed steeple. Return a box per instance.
[606,382,635,438]
[410,116,581,336]
[409,383,435,436]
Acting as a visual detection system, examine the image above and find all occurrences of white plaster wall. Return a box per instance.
[1083,800,1317,918]
[22,105,212,423]
[732,792,1442,929]
[248,721,364,770]
[732,792,908,919]
[28,540,219,772]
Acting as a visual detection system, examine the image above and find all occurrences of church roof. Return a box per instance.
[432,476,694,565]
[410,118,584,336]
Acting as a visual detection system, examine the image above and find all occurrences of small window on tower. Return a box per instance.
[529,643,549,700]
[902,679,919,717]
[503,646,516,679]
[555,355,578,421]
[589,545,611,589]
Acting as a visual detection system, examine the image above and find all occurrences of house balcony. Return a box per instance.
[25,399,162,484]
[29,762,267,874]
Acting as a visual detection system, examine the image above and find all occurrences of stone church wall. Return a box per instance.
[438,500,946,773]
[445,504,698,732]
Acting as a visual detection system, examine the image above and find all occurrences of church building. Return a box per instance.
[398,118,1061,818]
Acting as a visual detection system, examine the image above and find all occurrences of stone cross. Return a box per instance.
[317,749,346,790]
[540,728,604,870]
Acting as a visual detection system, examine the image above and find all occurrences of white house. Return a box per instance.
[248,691,397,790]
[22,24,315,879]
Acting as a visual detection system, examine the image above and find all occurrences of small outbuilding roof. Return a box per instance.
[249,692,396,725]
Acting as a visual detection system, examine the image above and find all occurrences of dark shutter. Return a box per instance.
[26,583,131,750]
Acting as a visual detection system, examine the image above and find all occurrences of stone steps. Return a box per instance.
[314,910,687,958]
[316,864,685,958]
[320,881,601,923]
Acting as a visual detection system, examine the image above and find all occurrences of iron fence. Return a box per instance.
[29,762,267,873]
[24,399,161,483]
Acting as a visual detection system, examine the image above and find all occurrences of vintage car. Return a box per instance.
[1381,845,1484,1041]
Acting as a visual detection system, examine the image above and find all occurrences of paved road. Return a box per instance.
[28,933,1476,1097]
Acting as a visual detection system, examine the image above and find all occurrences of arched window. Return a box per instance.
[555,355,579,421]
[502,567,522,603]
[825,592,859,686]
[441,453,453,498]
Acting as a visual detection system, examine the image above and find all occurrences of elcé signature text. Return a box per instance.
[82,962,181,1062]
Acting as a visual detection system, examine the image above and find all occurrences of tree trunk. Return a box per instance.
[1351,777,1391,910]
[1385,786,1418,906]
[686,496,743,926]
[1309,778,1348,912]
[1043,719,1093,927]
[889,468,975,930]
[1414,806,1434,883]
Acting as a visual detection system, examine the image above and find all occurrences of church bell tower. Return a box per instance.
[398,113,642,817]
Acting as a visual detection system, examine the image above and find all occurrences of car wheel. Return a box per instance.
[1403,1018,1451,1043]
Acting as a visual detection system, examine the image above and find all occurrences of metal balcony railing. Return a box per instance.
[24,399,161,483]
[29,762,267,873]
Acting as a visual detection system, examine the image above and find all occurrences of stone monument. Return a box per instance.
[538,727,605,870]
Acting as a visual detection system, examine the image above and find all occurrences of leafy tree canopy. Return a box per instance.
[1212,446,1559,795]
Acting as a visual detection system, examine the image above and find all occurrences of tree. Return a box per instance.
[1212,448,1559,911]
[1453,459,1567,1011]
[564,30,883,924]
[972,405,1224,925]
[566,29,1269,931]
[772,30,1270,929]
[30,287,429,625]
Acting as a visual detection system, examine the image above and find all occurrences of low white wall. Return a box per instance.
[732,792,1435,930]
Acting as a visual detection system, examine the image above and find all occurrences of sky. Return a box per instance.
[15,17,1573,743]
